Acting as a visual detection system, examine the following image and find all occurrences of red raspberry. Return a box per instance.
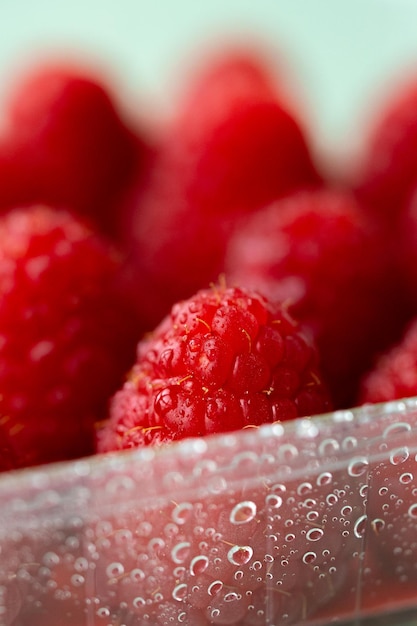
[0,60,150,237]
[125,47,322,328]
[0,204,140,469]
[225,188,409,408]
[359,318,417,404]
[355,73,417,224]
[96,284,332,452]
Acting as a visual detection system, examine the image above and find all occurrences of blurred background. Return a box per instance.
[1,0,417,170]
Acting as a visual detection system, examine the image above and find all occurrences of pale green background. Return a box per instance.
[1,0,417,169]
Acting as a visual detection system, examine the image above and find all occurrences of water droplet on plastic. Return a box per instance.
[172,502,193,525]
[303,551,316,564]
[130,569,145,583]
[190,555,209,576]
[297,482,312,496]
[74,557,89,572]
[306,528,324,542]
[208,580,223,596]
[326,494,338,506]
[106,562,124,579]
[317,472,333,487]
[390,447,409,465]
[172,583,188,602]
[400,472,413,485]
[227,545,253,566]
[348,457,369,477]
[133,596,145,609]
[171,542,191,565]
[266,494,282,508]
[354,515,367,538]
[408,503,417,519]
[230,501,257,525]
[371,518,385,534]
[318,438,340,456]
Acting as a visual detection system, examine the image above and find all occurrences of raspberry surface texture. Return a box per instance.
[97,284,332,452]
[0,204,140,469]
[225,188,409,408]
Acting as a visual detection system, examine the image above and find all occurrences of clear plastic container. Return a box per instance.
[1,397,417,625]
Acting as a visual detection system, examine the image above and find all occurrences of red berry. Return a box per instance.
[355,73,417,224]
[359,318,417,404]
[225,188,409,408]
[96,284,332,452]
[0,204,140,469]
[125,47,321,328]
[0,60,150,237]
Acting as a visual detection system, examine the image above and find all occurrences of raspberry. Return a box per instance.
[359,318,417,404]
[0,60,150,237]
[355,73,417,224]
[125,47,321,328]
[96,284,332,451]
[224,188,409,408]
[0,204,140,469]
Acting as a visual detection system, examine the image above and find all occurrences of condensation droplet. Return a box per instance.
[133,596,145,609]
[341,505,353,516]
[400,473,413,485]
[106,562,124,579]
[74,557,89,572]
[172,583,188,602]
[302,551,316,564]
[265,494,282,509]
[371,518,385,534]
[171,542,191,565]
[408,503,417,519]
[278,443,299,462]
[208,580,223,596]
[354,515,368,538]
[383,422,411,439]
[317,472,333,487]
[326,494,338,506]
[130,569,145,583]
[348,457,369,477]
[306,528,324,542]
[342,436,358,451]
[307,510,319,522]
[318,438,340,456]
[297,482,312,496]
[227,545,253,566]
[70,573,85,587]
[172,502,193,525]
[43,552,60,567]
[190,555,209,576]
[390,447,409,466]
[230,501,257,525]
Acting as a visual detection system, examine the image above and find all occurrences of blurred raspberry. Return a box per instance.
[225,188,409,408]
[0,59,152,238]
[0,204,140,469]
[124,47,322,328]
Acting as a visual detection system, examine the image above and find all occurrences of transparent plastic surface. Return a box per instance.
[1,398,417,625]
